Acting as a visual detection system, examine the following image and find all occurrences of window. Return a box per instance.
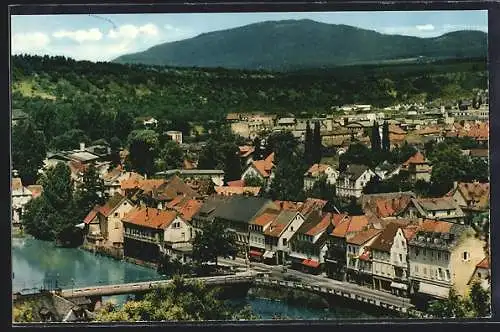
[291,226,294,231]
[437,252,441,260]
[401,240,405,248]
[423,267,427,276]
[399,254,403,262]
[114,212,119,217]
[114,221,120,229]
[283,238,287,246]
[438,268,443,280]
[446,270,451,280]
[415,265,419,273]
[463,251,470,261]
[415,248,420,256]
[478,272,482,278]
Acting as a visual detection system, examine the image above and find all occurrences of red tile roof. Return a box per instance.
[305,212,334,236]
[228,180,245,187]
[331,215,370,238]
[300,198,328,216]
[418,219,453,233]
[274,200,302,211]
[402,151,427,168]
[402,224,419,241]
[305,164,331,177]
[251,153,275,178]
[83,206,100,224]
[98,193,126,217]
[332,213,349,227]
[252,210,280,226]
[347,228,381,245]
[26,185,43,198]
[389,125,407,135]
[476,256,490,269]
[123,207,178,230]
[239,146,255,158]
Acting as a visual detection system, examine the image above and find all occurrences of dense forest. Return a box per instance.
[12,55,487,141]
[114,19,487,70]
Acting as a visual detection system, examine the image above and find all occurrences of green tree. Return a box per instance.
[73,164,106,221]
[192,220,237,268]
[114,110,134,142]
[427,287,470,318]
[222,143,242,182]
[304,121,313,165]
[469,280,491,317]
[312,121,322,164]
[243,174,264,187]
[370,121,381,152]
[268,151,306,201]
[382,121,390,152]
[306,175,337,202]
[109,136,122,168]
[339,142,373,170]
[12,119,47,185]
[127,130,159,176]
[13,301,36,323]
[157,140,184,171]
[94,276,256,322]
[50,129,91,151]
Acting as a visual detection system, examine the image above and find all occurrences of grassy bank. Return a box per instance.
[248,285,329,310]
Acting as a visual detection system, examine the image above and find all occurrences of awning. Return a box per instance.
[263,251,275,259]
[390,282,408,290]
[302,259,320,268]
[418,282,449,299]
[249,250,263,257]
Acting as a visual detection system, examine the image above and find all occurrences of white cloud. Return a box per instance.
[416,24,435,31]
[11,32,50,54]
[443,24,487,32]
[108,23,159,40]
[52,28,103,43]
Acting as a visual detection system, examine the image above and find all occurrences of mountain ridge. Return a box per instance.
[113,19,487,71]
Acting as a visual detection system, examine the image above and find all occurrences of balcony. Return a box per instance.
[124,232,160,244]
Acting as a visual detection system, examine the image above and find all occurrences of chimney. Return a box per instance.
[453,181,458,190]
[146,208,149,218]
[280,202,284,210]
[80,142,85,151]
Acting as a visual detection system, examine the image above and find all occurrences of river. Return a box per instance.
[12,237,378,320]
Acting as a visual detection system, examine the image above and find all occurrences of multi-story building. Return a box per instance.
[370,221,416,296]
[11,178,33,227]
[248,209,280,261]
[401,151,432,182]
[213,196,279,257]
[345,228,381,286]
[324,215,368,280]
[448,181,489,215]
[468,256,490,291]
[262,210,306,265]
[399,197,466,224]
[336,164,377,198]
[241,153,275,189]
[408,220,486,300]
[289,211,335,274]
[303,164,339,191]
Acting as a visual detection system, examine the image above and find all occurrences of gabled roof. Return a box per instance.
[476,256,490,269]
[250,153,275,178]
[339,164,371,180]
[369,221,410,252]
[389,125,407,135]
[412,197,463,212]
[214,196,275,224]
[166,196,203,221]
[83,206,100,224]
[123,207,178,230]
[402,151,428,167]
[300,198,328,217]
[408,220,473,250]
[252,209,281,227]
[331,215,370,238]
[98,193,128,217]
[11,177,23,191]
[450,182,489,211]
[193,196,228,221]
[228,180,245,187]
[304,164,332,177]
[361,192,415,218]
[347,228,381,245]
[300,211,334,237]
[402,224,419,241]
[264,210,299,238]
[153,176,199,201]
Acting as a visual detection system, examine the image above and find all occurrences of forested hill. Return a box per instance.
[11,54,486,148]
[113,19,487,71]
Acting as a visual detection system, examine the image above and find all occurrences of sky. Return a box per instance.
[10,10,488,62]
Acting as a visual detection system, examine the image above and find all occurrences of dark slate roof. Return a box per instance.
[192,196,228,221]
[297,209,323,235]
[340,164,370,180]
[214,196,274,224]
[408,221,473,250]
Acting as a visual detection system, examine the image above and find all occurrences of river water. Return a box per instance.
[12,237,377,320]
